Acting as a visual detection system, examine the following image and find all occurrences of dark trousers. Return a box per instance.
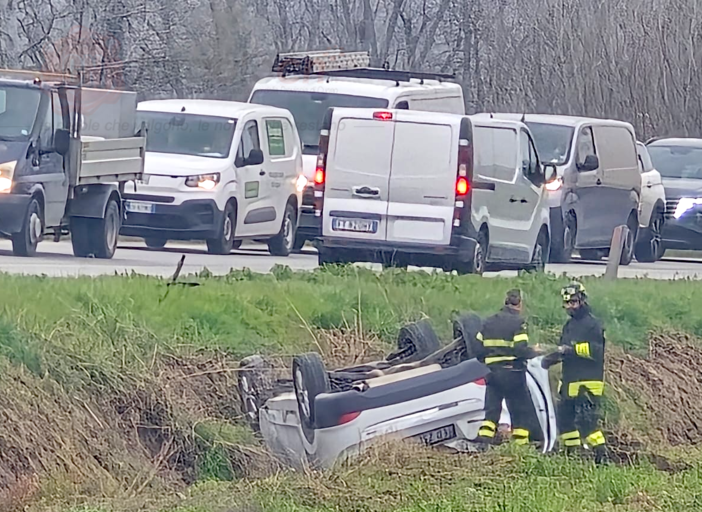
[477,366,543,444]
[557,389,605,448]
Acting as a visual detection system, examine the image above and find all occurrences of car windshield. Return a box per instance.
[524,122,574,165]
[249,89,389,154]
[136,111,237,158]
[647,145,702,180]
[0,85,41,141]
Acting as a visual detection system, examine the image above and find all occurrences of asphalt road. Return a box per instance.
[0,239,701,279]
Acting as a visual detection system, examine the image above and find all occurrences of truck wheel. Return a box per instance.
[386,319,441,365]
[292,352,330,444]
[12,198,43,257]
[70,217,92,257]
[268,203,296,257]
[206,202,236,255]
[92,199,121,259]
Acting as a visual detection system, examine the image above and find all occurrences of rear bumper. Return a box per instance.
[296,208,321,239]
[120,198,224,240]
[0,194,31,236]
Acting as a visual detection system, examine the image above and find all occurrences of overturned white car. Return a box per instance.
[238,315,557,469]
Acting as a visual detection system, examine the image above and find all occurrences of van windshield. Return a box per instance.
[647,145,702,180]
[136,111,237,158]
[0,85,42,141]
[249,89,389,154]
[524,122,574,165]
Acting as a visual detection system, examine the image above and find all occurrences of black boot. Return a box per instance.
[593,446,610,465]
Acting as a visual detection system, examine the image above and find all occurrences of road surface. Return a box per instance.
[0,239,701,279]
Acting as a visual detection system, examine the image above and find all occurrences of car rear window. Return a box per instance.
[648,145,702,180]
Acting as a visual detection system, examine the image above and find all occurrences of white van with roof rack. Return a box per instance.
[247,50,465,250]
[312,108,556,274]
[121,99,303,256]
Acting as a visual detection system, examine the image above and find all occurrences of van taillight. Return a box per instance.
[456,176,469,196]
[314,126,330,217]
[453,139,472,229]
[373,111,393,120]
[337,411,361,425]
[314,168,325,185]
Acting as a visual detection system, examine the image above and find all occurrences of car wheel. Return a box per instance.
[453,312,483,361]
[11,198,43,257]
[92,199,121,259]
[268,203,296,257]
[386,319,442,365]
[293,235,307,253]
[562,214,576,262]
[526,230,548,272]
[145,238,167,249]
[619,215,638,266]
[206,202,236,255]
[292,352,330,444]
[232,239,242,250]
[238,355,275,432]
[634,210,664,263]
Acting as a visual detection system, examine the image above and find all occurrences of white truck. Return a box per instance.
[0,68,146,258]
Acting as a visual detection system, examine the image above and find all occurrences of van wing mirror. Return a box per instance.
[245,148,264,166]
[577,154,599,172]
[55,129,70,156]
[544,163,558,182]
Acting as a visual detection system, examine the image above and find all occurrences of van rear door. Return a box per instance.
[322,109,395,242]
[385,112,457,246]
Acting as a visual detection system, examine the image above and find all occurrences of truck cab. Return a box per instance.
[0,68,145,258]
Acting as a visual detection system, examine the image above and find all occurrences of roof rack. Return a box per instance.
[308,67,456,83]
[272,49,371,75]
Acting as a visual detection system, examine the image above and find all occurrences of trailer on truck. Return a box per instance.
[0,68,146,258]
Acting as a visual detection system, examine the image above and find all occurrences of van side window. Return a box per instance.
[576,127,596,169]
[236,120,261,164]
[395,101,409,109]
[264,119,286,157]
[474,126,517,181]
[39,94,53,149]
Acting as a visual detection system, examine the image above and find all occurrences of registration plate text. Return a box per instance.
[332,217,378,234]
[412,424,456,446]
[125,201,155,214]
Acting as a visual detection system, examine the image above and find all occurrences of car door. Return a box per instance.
[260,116,299,235]
[514,129,546,260]
[234,117,271,237]
[37,91,69,227]
[571,125,603,248]
[637,143,664,227]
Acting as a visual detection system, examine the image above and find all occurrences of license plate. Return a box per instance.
[332,217,378,233]
[125,200,155,214]
[412,424,456,446]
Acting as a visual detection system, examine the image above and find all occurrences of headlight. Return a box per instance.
[185,173,220,190]
[0,160,17,193]
[674,197,702,219]
[296,174,308,193]
[545,177,562,192]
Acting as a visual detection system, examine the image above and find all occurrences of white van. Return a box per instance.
[314,108,555,274]
[121,100,304,256]
[248,50,465,250]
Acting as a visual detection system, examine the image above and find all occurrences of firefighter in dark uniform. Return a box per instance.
[546,282,607,461]
[475,289,542,446]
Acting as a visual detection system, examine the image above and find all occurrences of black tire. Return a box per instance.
[145,238,167,249]
[386,319,442,365]
[232,240,242,250]
[619,215,638,266]
[634,209,664,263]
[206,202,236,255]
[70,199,121,259]
[526,230,548,272]
[11,198,43,257]
[293,235,307,252]
[452,312,483,361]
[238,355,275,432]
[549,212,567,263]
[268,203,296,257]
[292,353,330,444]
[455,229,487,275]
[562,213,576,263]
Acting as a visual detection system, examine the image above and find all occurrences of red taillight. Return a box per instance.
[474,378,486,386]
[314,168,325,184]
[373,111,393,121]
[456,176,469,196]
[337,411,361,425]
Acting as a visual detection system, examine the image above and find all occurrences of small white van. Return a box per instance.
[314,108,555,274]
[248,50,465,250]
[121,99,304,255]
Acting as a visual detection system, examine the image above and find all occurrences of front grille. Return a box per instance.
[126,204,215,229]
[665,198,680,218]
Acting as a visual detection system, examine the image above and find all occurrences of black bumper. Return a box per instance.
[120,198,224,240]
[0,194,31,236]
[662,215,702,250]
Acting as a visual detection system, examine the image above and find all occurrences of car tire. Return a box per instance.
[634,209,664,263]
[386,319,442,365]
[206,202,236,255]
[268,203,296,257]
[619,215,638,266]
[526,230,548,272]
[453,312,483,361]
[454,230,487,275]
[548,213,568,263]
[70,199,121,259]
[145,238,167,249]
[293,352,330,444]
[238,355,275,432]
[293,235,307,253]
[232,239,242,250]
[11,198,43,257]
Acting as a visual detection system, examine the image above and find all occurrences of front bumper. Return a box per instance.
[120,196,224,240]
[0,193,32,236]
[662,212,702,250]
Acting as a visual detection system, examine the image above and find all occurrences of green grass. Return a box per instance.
[3,266,702,511]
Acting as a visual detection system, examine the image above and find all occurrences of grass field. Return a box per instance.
[1,267,702,511]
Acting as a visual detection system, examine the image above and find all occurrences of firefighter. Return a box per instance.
[546,282,607,462]
[475,289,542,447]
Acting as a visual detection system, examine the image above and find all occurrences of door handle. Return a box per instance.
[596,178,602,185]
[646,182,653,188]
[509,197,527,203]
[353,186,380,198]
[259,170,266,176]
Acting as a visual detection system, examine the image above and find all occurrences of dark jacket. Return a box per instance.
[558,305,605,397]
[477,306,537,370]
